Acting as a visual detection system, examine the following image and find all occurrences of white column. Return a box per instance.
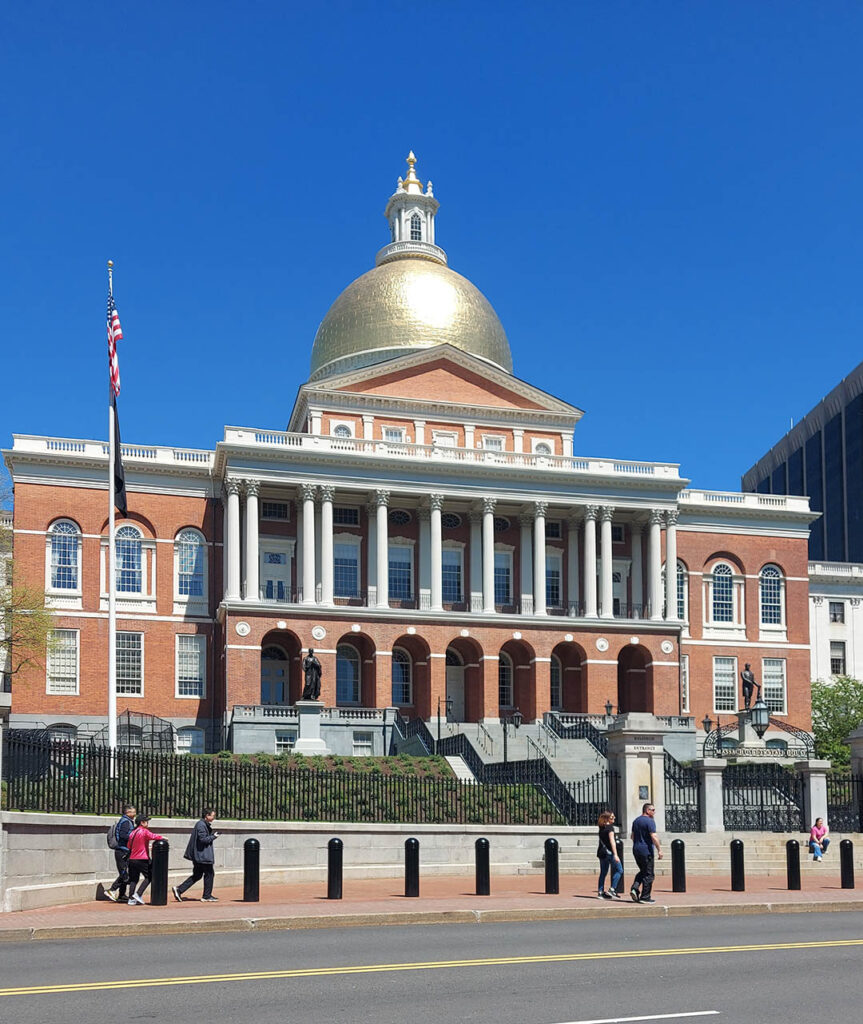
[226,480,241,600]
[562,434,573,458]
[631,522,644,618]
[469,511,482,612]
[362,416,374,441]
[533,500,548,616]
[648,509,664,620]
[465,424,476,449]
[414,420,426,446]
[244,480,260,601]
[418,508,431,609]
[600,505,614,619]
[366,501,377,606]
[519,514,534,615]
[376,489,390,608]
[513,429,524,453]
[221,497,229,599]
[566,515,580,615]
[310,411,322,435]
[301,484,316,605]
[482,497,496,613]
[664,509,679,621]
[430,494,443,611]
[583,505,598,617]
[320,485,334,606]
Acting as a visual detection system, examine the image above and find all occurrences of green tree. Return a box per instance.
[810,676,863,768]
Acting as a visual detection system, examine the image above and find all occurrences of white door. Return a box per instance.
[446,666,465,722]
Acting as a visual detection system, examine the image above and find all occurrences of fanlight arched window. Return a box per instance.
[49,520,80,591]
[49,723,77,742]
[391,647,412,705]
[498,652,514,708]
[176,529,205,598]
[759,564,784,625]
[336,644,361,705]
[333,424,352,439]
[260,645,288,704]
[410,214,422,241]
[116,525,143,594]
[176,726,205,755]
[711,563,734,622]
[550,654,562,710]
[534,442,552,456]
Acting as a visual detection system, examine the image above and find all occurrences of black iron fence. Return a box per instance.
[722,763,805,832]
[826,774,863,832]
[664,752,700,832]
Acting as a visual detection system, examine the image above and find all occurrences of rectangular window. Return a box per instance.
[830,601,845,624]
[546,556,562,607]
[494,551,512,604]
[831,641,846,676]
[262,549,290,602]
[611,524,624,543]
[116,632,143,696]
[334,542,360,598]
[388,545,413,600]
[177,728,205,754]
[352,731,374,756]
[50,531,79,590]
[177,537,204,597]
[482,435,504,451]
[545,520,562,539]
[712,656,737,712]
[383,427,405,443]
[680,654,690,713]
[432,431,457,448]
[176,634,206,698]
[762,658,787,714]
[47,629,79,695]
[333,506,359,526]
[261,501,289,520]
[275,731,297,753]
[442,548,463,603]
[550,657,562,710]
[116,536,143,594]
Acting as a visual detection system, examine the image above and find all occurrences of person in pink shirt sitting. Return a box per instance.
[126,814,166,904]
[809,817,830,861]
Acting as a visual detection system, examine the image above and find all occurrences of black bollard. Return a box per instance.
[615,837,625,895]
[327,837,343,900]
[243,837,260,902]
[150,838,169,906]
[544,838,559,895]
[671,838,686,893]
[841,839,855,889]
[405,837,420,898]
[730,838,745,892]
[475,837,490,896]
[786,839,801,891]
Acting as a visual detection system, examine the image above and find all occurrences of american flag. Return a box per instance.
[107,295,123,396]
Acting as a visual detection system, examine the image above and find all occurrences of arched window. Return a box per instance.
[336,644,361,705]
[677,561,688,621]
[445,647,463,667]
[118,723,143,750]
[333,424,352,439]
[498,652,513,708]
[766,738,788,754]
[48,723,77,742]
[550,655,562,710]
[410,214,422,241]
[534,442,552,456]
[391,648,412,705]
[176,726,205,755]
[759,565,784,626]
[711,563,734,622]
[260,645,288,705]
[116,525,143,594]
[48,520,80,591]
[176,529,205,598]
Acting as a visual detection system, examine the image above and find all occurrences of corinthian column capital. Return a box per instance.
[665,509,679,527]
[584,504,599,521]
[600,505,615,522]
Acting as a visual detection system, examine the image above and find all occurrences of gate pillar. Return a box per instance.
[606,713,670,832]
[795,759,831,830]
[692,758,726,832]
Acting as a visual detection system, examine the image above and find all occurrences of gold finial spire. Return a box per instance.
[402,150,423,194]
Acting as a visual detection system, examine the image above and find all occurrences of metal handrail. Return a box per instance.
[475,721,495,757]
[536,721,559,757]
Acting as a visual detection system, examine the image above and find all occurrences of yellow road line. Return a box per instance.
[2,938,862,998]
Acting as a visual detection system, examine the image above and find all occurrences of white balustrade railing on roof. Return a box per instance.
[679,489,811,514]
[221,427,681,479]
[11,435,214,468]
[809,561,863,578]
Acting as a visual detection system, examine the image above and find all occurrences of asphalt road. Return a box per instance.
[1,911,862,1024]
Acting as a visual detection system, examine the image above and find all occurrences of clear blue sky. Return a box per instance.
[2,2,862,499]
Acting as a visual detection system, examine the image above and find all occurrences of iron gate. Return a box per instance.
[722,763,805,831]
[664,752,700,832]
[826,774,863,832]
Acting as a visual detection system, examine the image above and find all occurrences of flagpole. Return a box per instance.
[107,260,118,756]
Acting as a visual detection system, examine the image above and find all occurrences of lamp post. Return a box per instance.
[437,694,453,748]
[750,697,769,739]
[501,708,523,763]
[605,699,614,718]
[702,713,721,755]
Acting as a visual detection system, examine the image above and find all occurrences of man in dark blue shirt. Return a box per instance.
[630,802,662,903]
[104,803,136,902]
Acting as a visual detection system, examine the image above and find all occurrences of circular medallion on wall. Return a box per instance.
[351,623,361,633]
[661,640,674,654]
[630,636,640,645]
[235,621,251,637]
[277,620,287,630]
[460,628,470,637]
[407,626,417,635]
[513,631,522,640]
[564,633,574,643]
[595,638,609,652]
[311,626,327,641]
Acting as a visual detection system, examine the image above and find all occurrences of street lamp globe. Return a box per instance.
[750,697,769,739]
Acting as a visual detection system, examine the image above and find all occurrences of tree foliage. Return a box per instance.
[1,512,56,681]
[810,676,863,768]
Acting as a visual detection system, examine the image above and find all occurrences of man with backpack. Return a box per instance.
[104,803,136,903]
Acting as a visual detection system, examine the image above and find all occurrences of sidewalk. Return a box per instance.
[2,871,863,942]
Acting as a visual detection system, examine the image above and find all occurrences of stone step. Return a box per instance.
[444,755,476,783]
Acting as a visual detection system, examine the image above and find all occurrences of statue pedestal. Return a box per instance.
[734,710,767,752]
[293,700,330,755]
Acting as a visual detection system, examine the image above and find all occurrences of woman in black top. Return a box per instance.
[596,810,623,899]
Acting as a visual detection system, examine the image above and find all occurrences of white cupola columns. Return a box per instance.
[377,152,447,268]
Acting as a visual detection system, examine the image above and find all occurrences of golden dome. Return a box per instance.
[309,257,513,381]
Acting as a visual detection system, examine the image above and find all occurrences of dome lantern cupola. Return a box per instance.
[376,152,447,267]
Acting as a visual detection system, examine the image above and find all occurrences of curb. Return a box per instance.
[1,899,863,942]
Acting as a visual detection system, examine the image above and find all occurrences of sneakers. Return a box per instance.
[630,888,640,902]
[201,895,219,902]
[608,889,622,899]
[104,888,119,903]
[131,893,145,905]
[171,886,183,903]
[640,897,657,904]
[599,891,613,900]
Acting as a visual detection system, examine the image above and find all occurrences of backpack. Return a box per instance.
[106,818,126,850]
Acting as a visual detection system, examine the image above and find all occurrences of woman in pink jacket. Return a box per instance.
[126,815,165,905]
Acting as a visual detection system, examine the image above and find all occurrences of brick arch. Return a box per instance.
[392,633,431,716]
[444,636,484,722]
[552,641,588,713]
[617,644,653,714]
[334,631,376,707]
[99,512,157,538]
[500,638,536,721]
[703,550,745,575]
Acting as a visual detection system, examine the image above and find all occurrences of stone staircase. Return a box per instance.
[444,755,475,783]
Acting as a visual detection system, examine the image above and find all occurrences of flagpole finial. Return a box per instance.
[107,260,113,268]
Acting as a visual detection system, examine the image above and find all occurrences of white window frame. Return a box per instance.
[175,634,206,699]
[46,629,80,695]
[829,601,846,624]
[275,730,298,753]
[330,421,355,440]
[441,542,464,604]
[45,520,82,607]
[100,526,156,613]
[546,547,563,608]
[116,631,144,698]
[680,654,690,713]
[176,727,205,755]
[261,500,291,521]
[712,655,737,713]
[391,647,413,706]
[333,533,361,599]
[762,657,787,715]
[498,651,514,708]
[703,561,746,640]
[388,539,415,602]
[493,546,513,606]
[758,564,787,641]
[174,528,208,610]
[333,506,360,527]
[336,644,362,705]
[481,434,505,451]
[531,439,554,455]
[260,539,295,603]
[382,426,406,443]
[830,640,846,676]
[432,430,458,448]
[611,524,625,544]
[352,730,374,755]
